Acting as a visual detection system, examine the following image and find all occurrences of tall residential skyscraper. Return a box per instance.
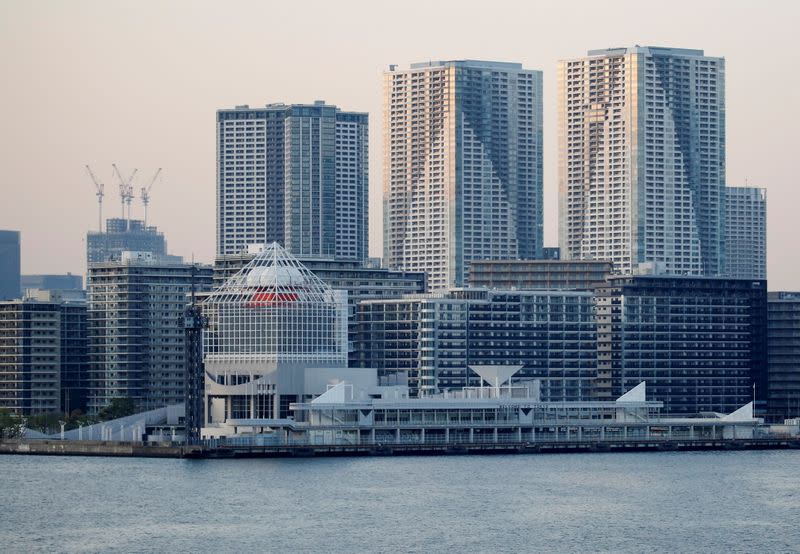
[559,47,726,276]
[0,230,21,300]
[384,60,543,290]
[724,185,766,279]
[216,102,368,261]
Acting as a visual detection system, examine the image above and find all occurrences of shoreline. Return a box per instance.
[3,437,799,459]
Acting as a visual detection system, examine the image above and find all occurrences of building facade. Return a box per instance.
[0,230,21,300]
[21,274,83,293]
[724,186,766,280]
[87,252,212,413]
[202,243,373,436]
[594,276,767,415]
[384,60,544,290]
[214,252,427,366]
[468,259,613,291]
[86,218,174,265]
[0,294,88,415]
[767,292,800,422]
[354,289,597,401]
[216,102,368,261]
[559,47,726,276]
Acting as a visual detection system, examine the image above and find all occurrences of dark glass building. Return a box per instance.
[767,292,800,422]
[594,276,768,415]
[0,230,21,300]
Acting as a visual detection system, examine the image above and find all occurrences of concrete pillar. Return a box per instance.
[493,428,498,444]
[420,428,425,444]
[469,428,474,443]
[531,427,536,442]
[577,427,582,442]
[396,428,401,444]
[370,428,375,445]
[690,426,694,440]
[600,427,605,441]
[517,427,522,442]
[445,428,450,444]
[623,426,628,439]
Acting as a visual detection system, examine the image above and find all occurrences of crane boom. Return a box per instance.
[140,168,162,227]
[85,164,105,231]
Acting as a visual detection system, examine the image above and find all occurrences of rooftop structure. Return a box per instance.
[468,259,613,290]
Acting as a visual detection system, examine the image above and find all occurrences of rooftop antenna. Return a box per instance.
[85,165,105,232]
[141,168,162,227]
[112,164,138,228]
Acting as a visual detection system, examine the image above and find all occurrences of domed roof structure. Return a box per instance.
[202,242,347,365]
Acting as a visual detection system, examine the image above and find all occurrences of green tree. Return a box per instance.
[0,409,23,439]
[97,398,136,421]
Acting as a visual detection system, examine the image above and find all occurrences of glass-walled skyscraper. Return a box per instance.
[558,47,726,276]
[216,102,368,261]
[384,60,543,290]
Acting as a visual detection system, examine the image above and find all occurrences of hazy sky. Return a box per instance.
[1,0,798,288]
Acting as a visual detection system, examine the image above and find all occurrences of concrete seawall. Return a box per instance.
[0,440,192,458]
[2,437,799,459]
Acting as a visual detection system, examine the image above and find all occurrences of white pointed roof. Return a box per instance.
[617,382,647,402]
[469,365,523,387]
[721,402,754,422]
[204,242,333,306]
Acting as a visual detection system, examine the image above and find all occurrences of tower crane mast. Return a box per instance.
[85,165,105,232]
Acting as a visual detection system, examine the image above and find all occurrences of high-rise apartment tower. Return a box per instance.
[724,185,766,280]
[384,60,543,290]
[559,47,726,276]
[216,102,368,261]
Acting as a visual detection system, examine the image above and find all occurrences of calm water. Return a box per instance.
[1,450,799,553]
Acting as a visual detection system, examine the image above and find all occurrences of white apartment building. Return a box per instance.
[216,102,368,261]
[558,46,726,276]
[383,60,543,290]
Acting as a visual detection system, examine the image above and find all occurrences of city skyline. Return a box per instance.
[1,1,798,288]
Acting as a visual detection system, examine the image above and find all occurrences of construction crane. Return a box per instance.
[85,165,105,232]
[140,168,162,227]
[112,164,138,225]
